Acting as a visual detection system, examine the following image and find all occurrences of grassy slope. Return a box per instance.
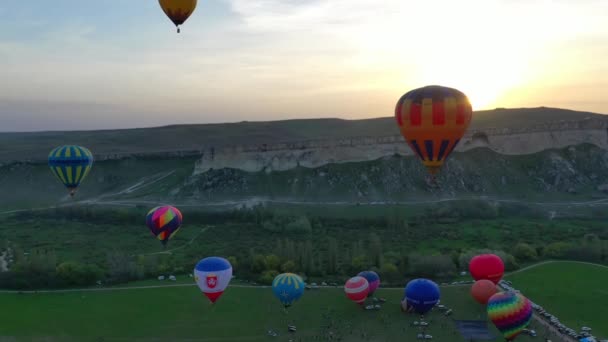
[0,157,196,210]
[0,285,547,342]
[506,261,608,337]
[0,107,604,162]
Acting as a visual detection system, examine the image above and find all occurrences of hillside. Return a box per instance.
[2,144,608,212]
[1,107,608,210]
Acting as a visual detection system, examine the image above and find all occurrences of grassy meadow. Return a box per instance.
[506,261,608,337]
[0,284,553,342]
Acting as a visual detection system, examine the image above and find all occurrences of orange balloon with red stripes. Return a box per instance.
[395,85,473,175]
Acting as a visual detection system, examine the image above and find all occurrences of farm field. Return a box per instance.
[0,285,552,342]
[506,261,608,338]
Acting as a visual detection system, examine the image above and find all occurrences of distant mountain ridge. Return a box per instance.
[0,107,606,163]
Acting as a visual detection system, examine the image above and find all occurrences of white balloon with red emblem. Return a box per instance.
[194,256,233,304]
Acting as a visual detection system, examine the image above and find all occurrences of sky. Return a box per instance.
[1,0,607,132]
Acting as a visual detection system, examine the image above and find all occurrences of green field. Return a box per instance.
[0,285,555,342]
[506,261,608,338]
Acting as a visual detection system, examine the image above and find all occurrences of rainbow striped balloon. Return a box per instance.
[487,292,533,341]
[145,206,183,246]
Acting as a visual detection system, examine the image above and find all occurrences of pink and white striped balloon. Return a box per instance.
[345,276,370,305]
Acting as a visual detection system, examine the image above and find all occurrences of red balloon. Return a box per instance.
[469,254,504,284]
[471,279,498,304]
[344,276,369,305]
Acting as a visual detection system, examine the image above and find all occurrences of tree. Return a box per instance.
[398,254,409,276]
[543,242,570,259]
[276,239,285,259]
[583,234,600,244]
[286,216,312,234]
[369,233,383,268]
[258,270,279,285]
[380,262,400,283]
[327,237,338,274]
[262,220,281,232]
[408,254,456,278]
[251,254,267,273]
[106,251,143,283]
[514,243,537,262]
[227,256,238,273]
[56,262,103,286]
[265,255,281,271]
[351,255,371,271]
[281,260,297,273]
[56,262,84,286]
[286,240,296,262]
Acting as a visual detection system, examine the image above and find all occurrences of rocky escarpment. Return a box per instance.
[180,143,608,202]
[193,118,608,174]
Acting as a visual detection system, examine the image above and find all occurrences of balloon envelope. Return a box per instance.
[469,254,504,284]
[344,276,369,305]
[159,0,197,32]
[48,145,94,197]
[145,206,183,246]
[394,85,473,175]
[487,292,533,341]
[357,271,380,296]
[471,279,498,304]
[404,278,440,314]
[272,273,305,308]
[194,257,232,304]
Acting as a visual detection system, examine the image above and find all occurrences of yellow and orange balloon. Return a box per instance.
[395,85,473,175]
[159,0,198,33]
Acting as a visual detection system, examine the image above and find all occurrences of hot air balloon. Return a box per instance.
[344,276,369,305]
[194,257,232,304]
[272,273,305,308]
[404,279,440,314]
[469,254,504,284]
[145,206,183,246]
[487,292,533,341]
[394,85,473,176]
[357,271,380,297]
[48,145,94,197]
[159,0,198,33]
[471,279,498,305]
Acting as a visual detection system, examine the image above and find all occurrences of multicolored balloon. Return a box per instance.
[395,85,473,175]
[145,206,183,246]
[404,278,440,314]
[357,271,380,297]
[487,292,533,341]
[344,276,369,305]
[194,257,232,304]
[48,145,94,197]
[272,273,305,308]
[471,279,498,305]
[159,0,198,33]
[469,254,505,284]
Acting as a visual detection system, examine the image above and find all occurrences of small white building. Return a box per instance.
[158,276,165,281]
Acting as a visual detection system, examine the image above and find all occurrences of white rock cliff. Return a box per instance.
[193,118,608,174]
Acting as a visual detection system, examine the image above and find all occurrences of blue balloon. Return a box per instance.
[272,273,305,308]
[357,271,380,296]
[403,278,440,314]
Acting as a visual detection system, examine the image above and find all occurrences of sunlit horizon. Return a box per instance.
[1,0,607,132]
